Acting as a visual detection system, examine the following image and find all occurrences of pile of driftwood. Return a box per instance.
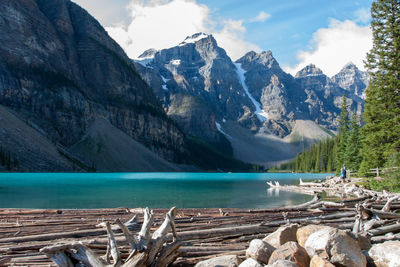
[0,178,399,266]
[40,207,180,267]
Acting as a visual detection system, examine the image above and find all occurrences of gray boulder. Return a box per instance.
[267,260,299,267]
[355,234,372,251]
[305,227,366,267]
[263,224,299,248]
[195,255,241,267]
[296,225,333,247]
[309,255,335,267]
[245,239,274,264]
[368,241,400,267]
[268,241,309,267]
[238,258,263,267]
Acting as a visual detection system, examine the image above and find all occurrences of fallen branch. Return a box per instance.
[371,233,400,243]
[0,257,10,265]
[382,195,400,212]
[299,178,321,187]
[368,223,400,236]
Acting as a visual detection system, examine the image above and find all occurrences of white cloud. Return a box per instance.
[105,0,259,60]
[284,19,372,77]
[354,8,371,24]
[72,0,131,26]
[107,0,209,58]
[249,11,270,23]
[214,19,261,60]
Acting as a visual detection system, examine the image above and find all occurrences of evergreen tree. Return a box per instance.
[345,112,362,171]
[314,142,321,172]
[295,154,300,171]
[360,0,400,175]
[336,94,349,170]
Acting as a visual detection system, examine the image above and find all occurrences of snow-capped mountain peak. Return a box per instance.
[342,61,357,69]
[137,48,158,59]
[295,64,324,78]
[178,32,210,46]
[332,62,369,99]
[134,48,158,67]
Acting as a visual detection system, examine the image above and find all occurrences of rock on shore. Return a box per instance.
[195,223,400,267]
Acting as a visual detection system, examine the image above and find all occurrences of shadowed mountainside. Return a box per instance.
[0,0,187,171]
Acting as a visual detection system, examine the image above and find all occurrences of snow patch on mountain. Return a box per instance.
[179,33,209,46]
[300,73,323,77]
[170,59,181,66]
[134,48,157,67]
[161,75,170,83]
[134,58,153,68]
[138,48,158,59]
[234,63,268,122]
[161,75,170,90]
[216,122,232,138]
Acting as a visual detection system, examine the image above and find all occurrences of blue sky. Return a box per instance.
[199,0,373,67]
[73,0,374,76]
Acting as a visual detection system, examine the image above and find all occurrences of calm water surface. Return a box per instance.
[0,172,330,209]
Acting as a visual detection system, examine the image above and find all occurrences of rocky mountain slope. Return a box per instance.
[235,51,308,137]
[135,33,259,142]
[0,104,73,171]
[134,33,368,166]
[294,64,364,132]
[0,0,186,171]
[332,62,369,99]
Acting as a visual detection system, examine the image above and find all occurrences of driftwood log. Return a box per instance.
[40,207,180,267]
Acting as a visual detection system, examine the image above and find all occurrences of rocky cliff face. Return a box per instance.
[294,64,343,130]
[294,64,364,130]
[134,33,259,142]
[331,63,369,99]
[235,51,308,136]
[0,0,185,170]
[234,54,365,136]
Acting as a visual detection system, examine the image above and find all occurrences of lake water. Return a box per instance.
[0,172,331,209]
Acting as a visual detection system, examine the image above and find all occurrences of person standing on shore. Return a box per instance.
[340,167,346,183]
[343,165,347,182]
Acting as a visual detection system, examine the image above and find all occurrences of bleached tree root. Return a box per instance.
[40,207,181,267]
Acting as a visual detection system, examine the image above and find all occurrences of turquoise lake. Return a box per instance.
[0,172,331,209]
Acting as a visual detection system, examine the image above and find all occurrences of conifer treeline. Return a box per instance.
[274,138,337,173]
[296,138,337,173]
[0,146,19,170]
[272,95,362,173]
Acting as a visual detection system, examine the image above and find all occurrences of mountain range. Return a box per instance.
[0,1,368,171]
[134,33,368,166]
